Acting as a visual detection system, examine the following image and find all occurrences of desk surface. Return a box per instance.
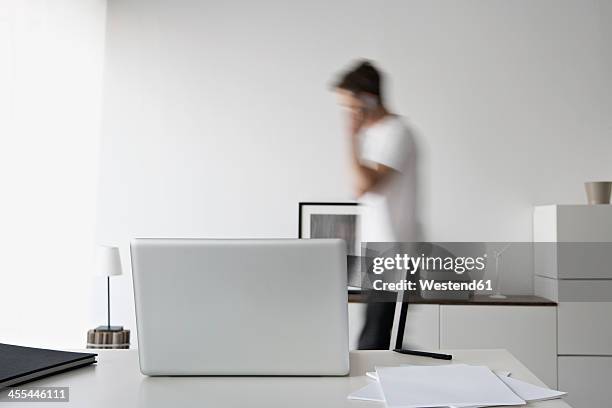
[1,349,570,408]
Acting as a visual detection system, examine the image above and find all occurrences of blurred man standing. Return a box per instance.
[333,60,419,349]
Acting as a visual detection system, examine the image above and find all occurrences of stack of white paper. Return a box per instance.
[348,364,566,407]
[498,375,567,403]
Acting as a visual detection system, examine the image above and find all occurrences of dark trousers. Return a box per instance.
[357,301,396,350]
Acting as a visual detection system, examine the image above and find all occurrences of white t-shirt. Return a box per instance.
[358,115,418,242]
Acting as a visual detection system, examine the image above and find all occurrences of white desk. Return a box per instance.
[2,349,571,407]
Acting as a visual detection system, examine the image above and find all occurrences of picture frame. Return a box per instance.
[298,202,361,250]
[298,202,363,289]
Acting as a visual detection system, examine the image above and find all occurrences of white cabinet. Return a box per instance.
[534,205,612,279]
[534,204,612,407]
[559,356,612,408]
[534,205,612,243]
[440,305,558,388]
[558,302,612,355]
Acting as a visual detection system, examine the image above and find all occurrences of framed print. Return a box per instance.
[298,202,361,253]
[298,202,363,289]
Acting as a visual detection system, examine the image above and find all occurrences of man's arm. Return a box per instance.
[349,133,395,197]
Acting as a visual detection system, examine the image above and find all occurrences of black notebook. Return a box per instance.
[0,344,97,389]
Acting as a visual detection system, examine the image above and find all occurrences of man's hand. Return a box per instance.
[352,163,394,197]
[348,109,366,137]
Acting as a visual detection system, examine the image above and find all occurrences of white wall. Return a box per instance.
[0,0,107,349]
[97,0,612,338]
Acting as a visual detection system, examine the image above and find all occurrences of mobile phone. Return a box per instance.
[360,94,377,113]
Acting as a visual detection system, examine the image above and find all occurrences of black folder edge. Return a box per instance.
[1,357,97,390]
[0,347,97,389]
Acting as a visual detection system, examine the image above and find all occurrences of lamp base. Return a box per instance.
[87,328,130,349]
[95,325,124,332]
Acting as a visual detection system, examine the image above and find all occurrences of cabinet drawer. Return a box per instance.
[535,243,612,279]
[534,205,612,242]
[558,302,612,355]
[534,205,612,279]
[535,278,612,303]
[559,356,612,408]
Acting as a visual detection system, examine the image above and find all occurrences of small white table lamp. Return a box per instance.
[96,246,123,332]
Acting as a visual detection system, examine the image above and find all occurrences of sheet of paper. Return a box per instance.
[498,376,566,402]
[361,366,511,404]
[350,374,514,406]
[368,365,510,382]
[353,365,564,406]
[348,383,494,408]
[375,365,526,408]
[347,381,383,401]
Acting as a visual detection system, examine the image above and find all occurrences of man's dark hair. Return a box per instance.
[334,60,384,103]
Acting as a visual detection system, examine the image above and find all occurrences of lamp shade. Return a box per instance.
[96,246,123,277]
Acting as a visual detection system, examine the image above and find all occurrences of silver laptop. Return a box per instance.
[130,238,349,376]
